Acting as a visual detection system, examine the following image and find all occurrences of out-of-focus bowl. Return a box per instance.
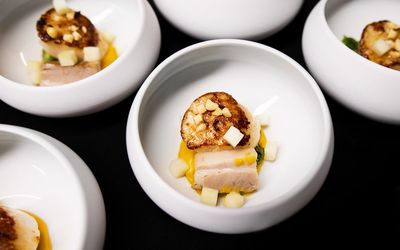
[302,0,400,123]
[0,0,160,117]
[126,39,334,233]
[153,0,303,40]
[0,124,105,250]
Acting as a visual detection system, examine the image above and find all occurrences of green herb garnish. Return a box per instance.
[255,144,265,165]
[342,36,359,52]
[42,50,57,63]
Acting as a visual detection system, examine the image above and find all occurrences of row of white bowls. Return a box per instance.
[0,0,398,246]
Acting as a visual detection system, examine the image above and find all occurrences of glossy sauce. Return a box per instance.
[25,212,52,250]
[101,43,118,69]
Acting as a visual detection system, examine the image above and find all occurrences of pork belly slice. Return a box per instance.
[193,148,259,193]
[41,61,100,86]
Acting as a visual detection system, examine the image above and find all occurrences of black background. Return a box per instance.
[1,0,399,248]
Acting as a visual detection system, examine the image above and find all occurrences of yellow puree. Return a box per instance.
[24,211,52,250]
[101,44,118,69]
[178,130,267,186]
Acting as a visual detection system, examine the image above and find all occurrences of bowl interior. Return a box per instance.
[0,0,142,84]
[0,128,85,249]
[326,0,400,40]
[138,42,328,208]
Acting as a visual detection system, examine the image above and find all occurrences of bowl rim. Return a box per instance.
[127,39,333,216]
[0,124,88,249]
[319,0,400,76]
[0,0,147,91]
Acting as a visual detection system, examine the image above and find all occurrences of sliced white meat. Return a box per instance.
[41,61,100,86]
[193,148,259,193]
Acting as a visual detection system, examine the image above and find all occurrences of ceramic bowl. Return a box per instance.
[0,0,160,117]
[126,39,334,233]
[153,0,304,40]
[0,124,105,249]
[302,0,400,123]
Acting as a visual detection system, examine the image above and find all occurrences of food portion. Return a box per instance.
[170,92,279,208]
[0,206,51,250]
[27,0,118,86]
[342,20,400,70]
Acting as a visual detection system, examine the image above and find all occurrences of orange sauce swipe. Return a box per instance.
[101,43,118,69]
[24,212,52,250]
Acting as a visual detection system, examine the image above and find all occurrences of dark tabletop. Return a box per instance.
[1,0,398,248]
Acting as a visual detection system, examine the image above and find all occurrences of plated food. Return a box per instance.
[0,206,51,250]
[342,20,400,70]
[28,0,118,86]
[169,92,278,208]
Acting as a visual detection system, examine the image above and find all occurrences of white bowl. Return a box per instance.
[126,39,334,233]
[0,124,105,250]
[153,0,304,40]
[302,0,400,124]
[0,0,160,117]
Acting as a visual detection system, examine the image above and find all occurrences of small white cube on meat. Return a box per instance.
[372,39,392,56]
[223,192,245,208]
[58,50,78,66]
[200,187,219,206]
[27,61,42,85]
[53,0,69,15]
[84,47,101,62]
[169,158,188,178]
[265,141,279,162]
[223,126,244,147]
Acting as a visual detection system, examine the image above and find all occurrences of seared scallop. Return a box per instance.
[181,92,260,152]
[36,8,108,60]
[359,20,400,70]
[0,206,40,250]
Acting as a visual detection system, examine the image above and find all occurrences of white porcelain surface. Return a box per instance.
[153,0,304,40]
[126,40,334,233]
[302,0,400,123]
[0,0,160,117]
[0,124,105,250]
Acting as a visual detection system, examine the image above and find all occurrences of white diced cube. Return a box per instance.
[223,126,244,147]
[223,192,245,208]
[265,141,279,162]
[169,158,188,178]
[372,39,392,56]
[58,50,78,66]
[257,113,270,127]
[53,0,69,15]
[27,61,42,85]
[200,187,218,206]
[206,99,218,111]
[193,114,203,125]
[83,47,101,62]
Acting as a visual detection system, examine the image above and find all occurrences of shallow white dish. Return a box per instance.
[0,0,160,117]
[126,39,334,233]
[302,0,400,124]
[0,124,105,249]
[153,0,304,40]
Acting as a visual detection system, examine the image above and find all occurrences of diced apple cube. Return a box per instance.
[223,192,245,208]
[193,114,203,125]
[265,141,279,162]
[58,50,78,66]
[169,158,188,178]
[222,107,231,117]
[53,0,69,15]
[197,103,207,114]
[256,113,270,127]
[372,39,392,56]
[83,47,101,62]
[212,107,222,116]
[206,99,218,111]
[200,187,218,206]
[395,39,400,52]
[27,61,42,85]
[223,126,244,147]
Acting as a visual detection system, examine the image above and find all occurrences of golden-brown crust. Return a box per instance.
[36,8,99,49]
[181,92,257,151]
[359,20,400,70]
[0,207,17,250]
